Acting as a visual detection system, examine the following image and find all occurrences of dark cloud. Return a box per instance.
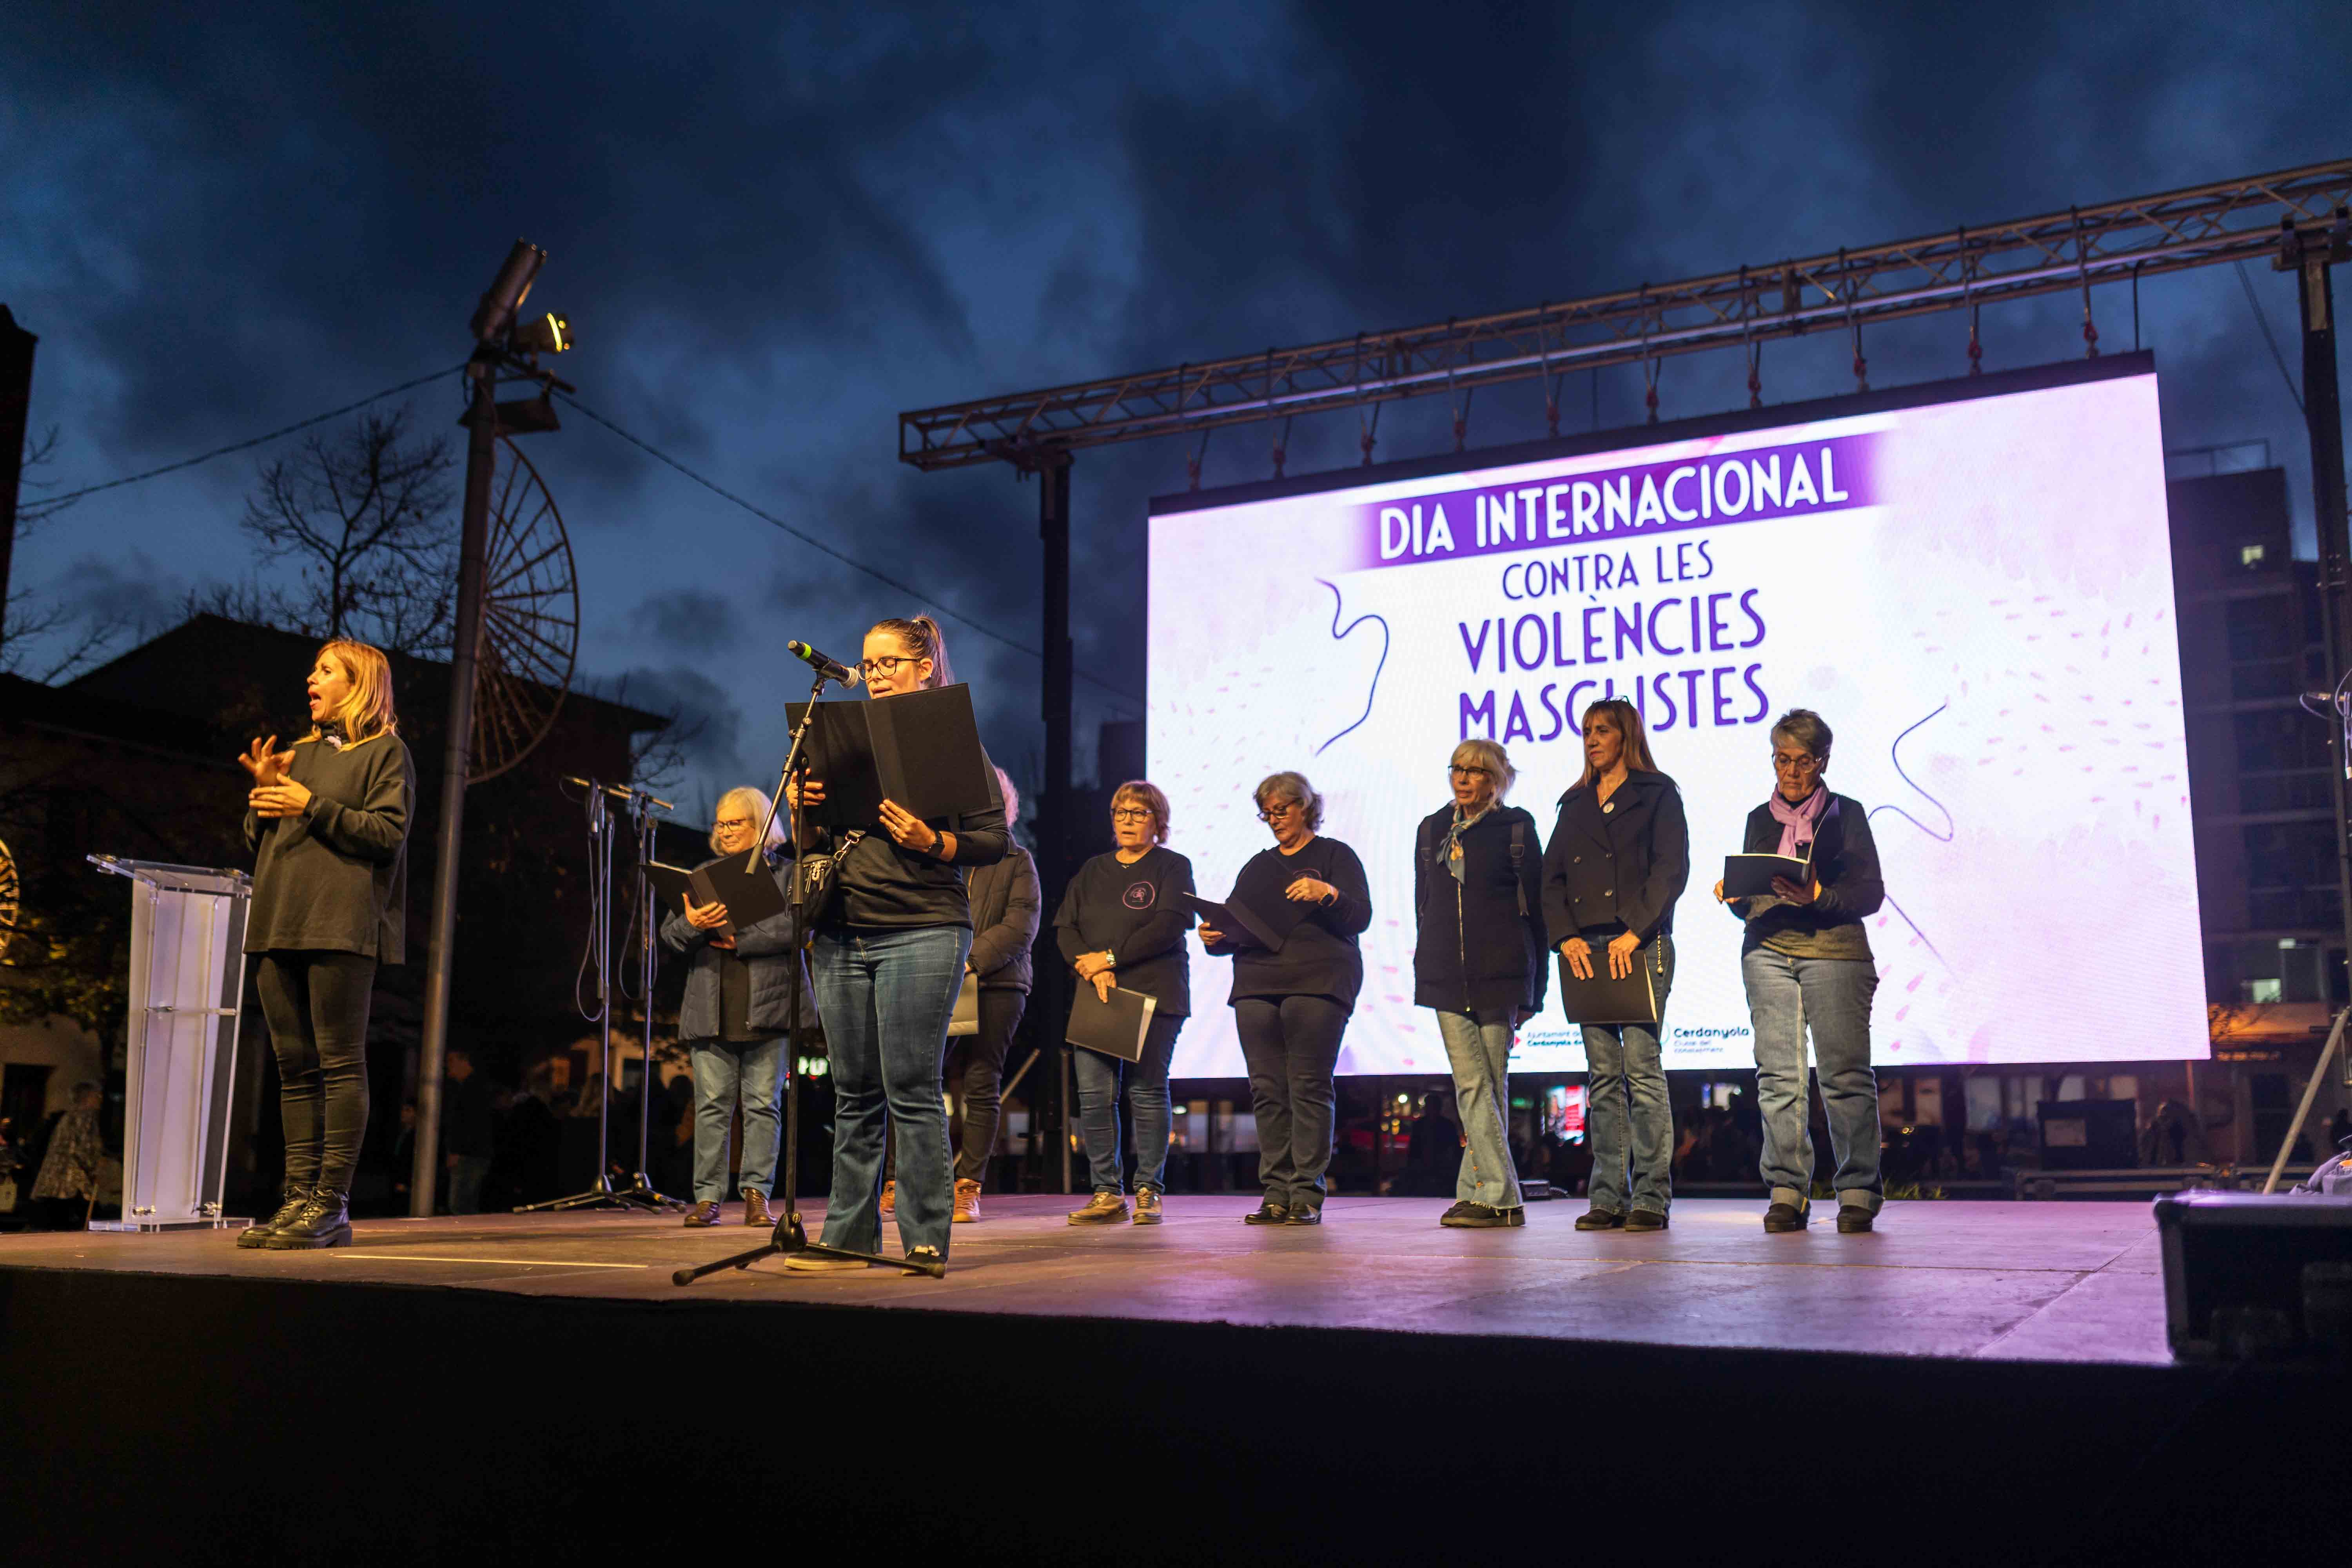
[627,588,739,656]
[1,0,2346,809]
[601,664,746,783]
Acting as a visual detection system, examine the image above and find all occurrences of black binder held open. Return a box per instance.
[782,682,995,829]
[646,856,788,938]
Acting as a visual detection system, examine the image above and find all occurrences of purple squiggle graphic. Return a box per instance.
[1867,701,1953,967]
[1312,577,1388,756]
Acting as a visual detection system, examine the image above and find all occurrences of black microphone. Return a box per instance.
[788,640,860,687]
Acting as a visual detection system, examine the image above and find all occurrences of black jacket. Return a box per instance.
[1412,804,1550,1018]
[1541,768,1690,944]
[660,852,810,1039]
[1726,792,1884,955]
[965,846,1041,993]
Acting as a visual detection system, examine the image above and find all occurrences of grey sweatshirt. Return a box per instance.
[243,731,416,962]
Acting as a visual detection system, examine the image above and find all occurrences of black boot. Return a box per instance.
[238,1185,314,1249]
[264,1189,352,1249]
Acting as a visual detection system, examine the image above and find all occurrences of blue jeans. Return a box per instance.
[446,1154,490,1215]
[687,1036,784,1201]
[1577,934,1675,1215]
[809,924,971,1258]
[1742,946,1882,1211]
[1435,1009,1521,1208]
[1074,1012,1185,1194]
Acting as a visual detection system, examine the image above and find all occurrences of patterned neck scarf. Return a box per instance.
[1446,802,1494,884]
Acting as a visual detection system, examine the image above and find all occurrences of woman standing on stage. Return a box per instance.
[948,765,1038,1222]
[1199,771,1370,1227]
[1057,779,1195,1226]
[1541,698,1688,1234]
[662,786,797,1229]
[786,615,1008,1272]
[1714,709,1886,1233]
[1413,738,1549,1230]
[236,639,415,1250]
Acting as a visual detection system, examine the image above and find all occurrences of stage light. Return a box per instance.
[469,239,547,343]
[512,311,573,355]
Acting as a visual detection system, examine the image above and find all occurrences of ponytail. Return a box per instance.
[869,613,953,688]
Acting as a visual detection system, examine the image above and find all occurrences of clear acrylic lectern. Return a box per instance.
[85,855,252,1231]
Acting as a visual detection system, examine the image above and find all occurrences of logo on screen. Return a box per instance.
[1122,881,1156,910]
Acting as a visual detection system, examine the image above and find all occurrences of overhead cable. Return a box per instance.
[554,392,1144,709]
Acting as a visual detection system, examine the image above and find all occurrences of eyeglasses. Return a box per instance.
[1448,765,1492,781]
[1111,807,1154,823]
[857,654,921,677]
[1771,753,1821,773]
[1256,801,1303,822]
[714,817,755,832]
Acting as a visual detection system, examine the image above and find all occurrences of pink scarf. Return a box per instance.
[1767,787,1829,860]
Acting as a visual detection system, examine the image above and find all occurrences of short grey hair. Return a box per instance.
[1253,771,1324,831]
[1450,737,1516,799]
[710,786,786,854]
[1769,709,1834,761]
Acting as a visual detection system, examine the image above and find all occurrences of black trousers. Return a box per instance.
[1233,994,1350,1210]
[951,988,1024,1186]
[255,951,377,1194]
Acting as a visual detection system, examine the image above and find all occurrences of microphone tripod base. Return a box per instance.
[514,1171,681,1214]
[669,1207,940,1285]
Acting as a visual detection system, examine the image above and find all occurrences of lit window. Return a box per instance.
[2241,544,2267,567]
[2247,977,2283,1004]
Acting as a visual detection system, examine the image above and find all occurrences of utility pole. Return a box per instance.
[1034,452,1075,1192]
[0,306,36,657]
[410,350,498,1216]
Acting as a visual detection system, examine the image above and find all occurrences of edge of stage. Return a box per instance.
[2,1197,2341,1563]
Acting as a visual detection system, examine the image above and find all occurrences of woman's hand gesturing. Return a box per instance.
[249,781,314,819]
[239,735,295,789]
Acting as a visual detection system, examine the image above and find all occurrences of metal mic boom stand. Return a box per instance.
[518,778,676,1214]
[673,670,938,1282]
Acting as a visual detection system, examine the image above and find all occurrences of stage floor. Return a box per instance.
[0,1194,2171,1364]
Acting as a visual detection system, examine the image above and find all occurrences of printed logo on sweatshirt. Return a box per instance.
[1122,880,1157,911]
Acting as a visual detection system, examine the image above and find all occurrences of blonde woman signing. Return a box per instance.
[235,639,416,1251]
[661,787,798,1229]
[784,615,1009,1274]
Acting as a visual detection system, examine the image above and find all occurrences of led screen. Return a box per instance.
[1147,362,2206,1074]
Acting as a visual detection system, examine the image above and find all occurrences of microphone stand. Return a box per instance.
[673,670,940,1281]
[517,777,677,1214]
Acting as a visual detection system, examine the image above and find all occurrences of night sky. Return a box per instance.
[4,2,2346,825]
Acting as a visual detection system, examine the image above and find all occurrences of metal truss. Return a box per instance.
[900,158,2352,472]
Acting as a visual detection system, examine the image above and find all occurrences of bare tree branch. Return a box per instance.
[237,405,457,655]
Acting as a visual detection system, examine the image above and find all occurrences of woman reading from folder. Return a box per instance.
[661,786,796,1230]
[1713,709,1886,1234]
[1412,738,1549,1230]
[784,614,1009,1273]
[235,639,415,1251]
[1540,698,1688,1234]
[1198,771,1370,1227]
[1056,780,1195,1226]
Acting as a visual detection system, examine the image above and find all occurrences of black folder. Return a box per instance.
[1067,982,1158,1062]
[1554,952,1661,1026]
[783,682,995,829]
[648,855,787,936]
[1180,891,1306,952]
[1721,853,1811,900]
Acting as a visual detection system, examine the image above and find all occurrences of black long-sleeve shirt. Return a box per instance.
[1054,846,1197,1016]
[796,743,1010,930]
[243,731,416,962]
[1203,837,1373,1010]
